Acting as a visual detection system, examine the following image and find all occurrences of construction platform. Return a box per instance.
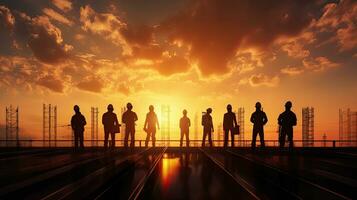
[0,147,356,200]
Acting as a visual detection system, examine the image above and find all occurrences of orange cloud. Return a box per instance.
[249,74,280,87]
[37,75,64,93]
[313,0,357,51]
[303,57,340,72]
[43,8,73,26]
[280,66,304,75]
[160,0,323,76]
[79,5,131,55]
[52,0,72,12]
[77,77,104,93]
[0,5,15,29]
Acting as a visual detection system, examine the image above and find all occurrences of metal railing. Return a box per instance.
[0,139,357,148]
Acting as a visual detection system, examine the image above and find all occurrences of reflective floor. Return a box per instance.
[0,147,355,200]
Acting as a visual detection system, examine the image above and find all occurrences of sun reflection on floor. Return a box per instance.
[161,153,180,189]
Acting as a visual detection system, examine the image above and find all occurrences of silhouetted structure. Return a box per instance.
[302,107,314,147]
[202,108,213,147]
[179,109,190,147]
[250,102,268,149]
[278,101,297,149]
[339,108,357,147]
[122,103,138,148]
[43,104,57,147]
[237,107,245,146]
[223,105,238,147]
[71,105,86,150]
[161,105,170,146]
[91,107,99,147]
[144,105,160,147]
[5,105,19,147]
[103,104,119,149]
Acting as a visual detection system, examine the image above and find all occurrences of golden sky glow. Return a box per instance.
[0,0,357,142]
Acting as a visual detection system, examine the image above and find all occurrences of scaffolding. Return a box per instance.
[302,107,314,147]
[161,105,170,146]
[5,105,19,147]
[339,109,357,147]
[43,104,57,147]
[237,107,245,147]
[91,107,99,147]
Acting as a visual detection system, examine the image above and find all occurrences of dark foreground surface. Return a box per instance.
[0,147,356,200]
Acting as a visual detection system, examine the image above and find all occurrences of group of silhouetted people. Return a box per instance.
[70,101,297,150]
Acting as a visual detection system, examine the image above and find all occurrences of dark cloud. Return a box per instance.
[160,0,325,75]
[0,5,72,64]
[121,25,154,46]
[37,74,64,92]
[16,13,72,64]
[77,77,104,93]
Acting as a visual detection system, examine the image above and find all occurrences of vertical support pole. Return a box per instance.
[54,106,57,147]
[16,107,19,148]
[48,104,51,147]
[43,104,45,147]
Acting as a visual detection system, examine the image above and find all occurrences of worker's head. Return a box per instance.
[127,102,133,110]
[74,105,80,113]
[227,104,232,112]
[149,105,154,112]
[206,108,212,114]
[255,102,262,110]
[183,109,187,116]
[107,104,114,112]
[285,101,292,110]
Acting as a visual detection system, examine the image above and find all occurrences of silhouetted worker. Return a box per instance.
[180,109,191,147]
[122,103,138,148]
[278,101,297,149]
[223,104,238,147]
[71,105,86,150]
[144,105,159,147]
[202,108,214,147]
[250,102,268,149]
[102,104,119,149]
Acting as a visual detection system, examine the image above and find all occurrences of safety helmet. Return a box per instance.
[74,105,80,112]
[107,104,114,111]
[183,109,187,115]
[255,102,261,109]
[127,103,133,110]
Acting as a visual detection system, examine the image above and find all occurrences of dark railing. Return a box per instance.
[0,139,357,148]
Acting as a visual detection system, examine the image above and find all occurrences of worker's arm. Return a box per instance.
[114,114,119,126]
[82,115,87,126]
[263,112,268,125]
[143,114,148,130]
[70,116,75,130]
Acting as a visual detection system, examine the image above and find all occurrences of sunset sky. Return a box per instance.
[0,0,356,143]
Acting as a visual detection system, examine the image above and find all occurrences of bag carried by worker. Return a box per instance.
[113,124,121,133]
[233,125,240,135]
